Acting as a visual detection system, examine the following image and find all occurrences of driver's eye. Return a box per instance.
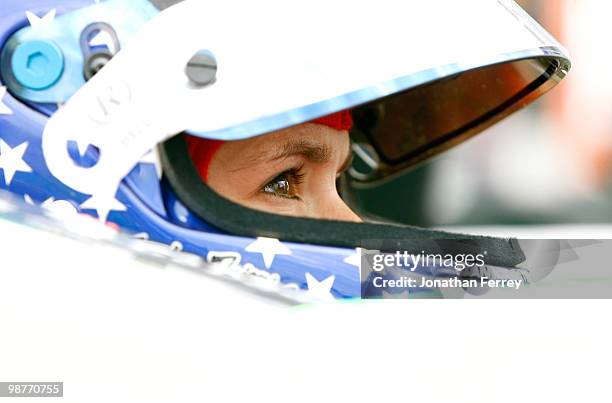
[264,174,291,196]
[262,169,304,200]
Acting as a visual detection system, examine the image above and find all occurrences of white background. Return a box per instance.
[0,218,610,402]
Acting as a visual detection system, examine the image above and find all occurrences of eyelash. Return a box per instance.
[261,166,305,200]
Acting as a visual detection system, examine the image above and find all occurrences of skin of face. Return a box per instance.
[207,123,361,222]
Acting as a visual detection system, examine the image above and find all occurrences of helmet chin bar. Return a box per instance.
[158,134,526,269]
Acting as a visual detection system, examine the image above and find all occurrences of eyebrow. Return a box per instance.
[253,139,352,173]
[269,139,331,164]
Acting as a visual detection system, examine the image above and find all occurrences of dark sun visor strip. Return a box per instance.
[159,135,526,268]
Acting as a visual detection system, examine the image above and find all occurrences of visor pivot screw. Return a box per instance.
[11,40,65,90]
[186,49,217,86]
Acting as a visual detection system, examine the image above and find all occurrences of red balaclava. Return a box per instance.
[186,110,353,182]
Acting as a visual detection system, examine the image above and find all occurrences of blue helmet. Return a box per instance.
[0,0,570,299]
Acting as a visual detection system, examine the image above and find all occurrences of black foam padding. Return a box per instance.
[159,135,526,268]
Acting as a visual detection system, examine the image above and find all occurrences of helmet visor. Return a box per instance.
[349,54,568,185]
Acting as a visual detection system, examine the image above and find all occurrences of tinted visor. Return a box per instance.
[350,54,569,185]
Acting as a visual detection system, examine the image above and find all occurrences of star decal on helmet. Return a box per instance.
[245,237,292,269]
[25,9,56,27]
[305,273,336,302]
[343,248,361,269]
[80,191,126,223]
[0,139,32,186]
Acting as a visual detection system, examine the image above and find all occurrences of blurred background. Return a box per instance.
[351,0,612,228]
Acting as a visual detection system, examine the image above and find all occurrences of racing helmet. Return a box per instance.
[0,0,570,298]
